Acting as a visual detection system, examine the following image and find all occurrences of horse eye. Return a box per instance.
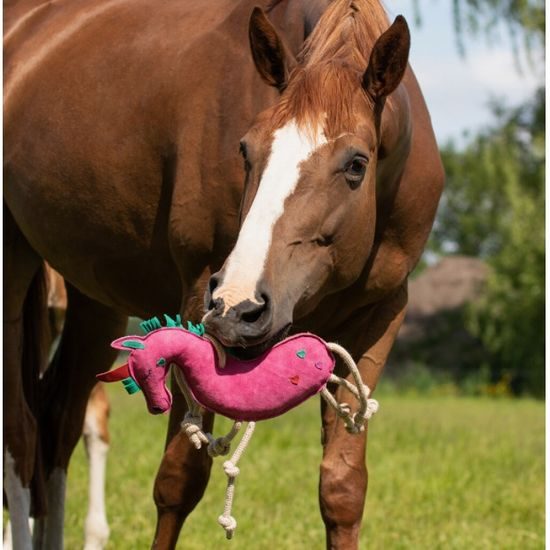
[156,357,166,367]
[344,156,368,188]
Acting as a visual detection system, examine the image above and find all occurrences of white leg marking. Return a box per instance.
[213,120,327,308]
[82,412,110,550]
[3,451,32,550]
[3,521,12,550]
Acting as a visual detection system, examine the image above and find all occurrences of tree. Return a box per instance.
[414,0,544,62]
[412,0,545,396]
[431,89,544,395]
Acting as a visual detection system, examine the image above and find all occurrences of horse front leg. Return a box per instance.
[319,395,367,550]
[319,284,407,549]
[152,376,215,550]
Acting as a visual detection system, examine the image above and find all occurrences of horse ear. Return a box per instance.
[111,336,146,351]
[362,15,410,102]
[249,6,295,92]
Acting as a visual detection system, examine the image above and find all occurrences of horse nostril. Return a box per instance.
[209,274,219,294]
[151,406,164,414]
[206,274,221,311]
[241,293,269,324]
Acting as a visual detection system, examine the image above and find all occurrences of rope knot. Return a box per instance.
[181,412,207,449]
[208,437,231,457]
[218,514,237,538]
[337,402,352,417]
[223,460,240,477]
[365,398,379,419]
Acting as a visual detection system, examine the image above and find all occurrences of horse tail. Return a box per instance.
[22,262,49,517]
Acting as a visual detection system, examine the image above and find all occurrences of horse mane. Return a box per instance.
[299,0,388,66]
[269,0,391,139]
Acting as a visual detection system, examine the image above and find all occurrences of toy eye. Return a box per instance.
[156,358,166,366]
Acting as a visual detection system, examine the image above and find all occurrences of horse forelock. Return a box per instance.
[273,63,370,140]
[268,0,392,140]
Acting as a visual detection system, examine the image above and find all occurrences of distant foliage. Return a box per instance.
[433,90,544,396]
[414,0,545,63]
[450,0,544,60]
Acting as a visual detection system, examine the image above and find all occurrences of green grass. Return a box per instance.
[61,389,544,549]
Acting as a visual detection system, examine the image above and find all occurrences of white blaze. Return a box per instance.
[213,120,326,310]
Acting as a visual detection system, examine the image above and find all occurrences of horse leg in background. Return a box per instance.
[3,208,47,550]
[43,267,111,549]
[3,519,34,550]
[33,284,127,550]
[82,384,111,550]
[319,285,407,550]
[152,373,215,550]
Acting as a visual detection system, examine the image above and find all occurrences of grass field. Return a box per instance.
[61,387,544,549]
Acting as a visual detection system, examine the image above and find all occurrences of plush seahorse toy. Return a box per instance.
[97,315,379,539]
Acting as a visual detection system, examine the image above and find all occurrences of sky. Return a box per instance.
[384,1,543,146]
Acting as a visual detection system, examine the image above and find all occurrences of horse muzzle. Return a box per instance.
[202,299,273,348]
[203,275,282,350]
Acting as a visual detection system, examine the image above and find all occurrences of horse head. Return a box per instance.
[203,3,411,354]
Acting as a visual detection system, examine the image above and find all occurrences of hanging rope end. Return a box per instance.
[218,514,237,539]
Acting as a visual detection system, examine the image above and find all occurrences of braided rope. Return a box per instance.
[323,343,380,434]
[173,367,209,448]
[217,421,256,539]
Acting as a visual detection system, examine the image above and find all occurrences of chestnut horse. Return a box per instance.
[4,0,443,548]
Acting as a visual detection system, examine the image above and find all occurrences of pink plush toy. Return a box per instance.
[97,315,378,539]
[99,322,334,421]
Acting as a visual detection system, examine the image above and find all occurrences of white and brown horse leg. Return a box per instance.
[35,284,126,550]
[3,208,48,550]
[152,377,215,550]
[320,285,407,550]
[82,383,111,550]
